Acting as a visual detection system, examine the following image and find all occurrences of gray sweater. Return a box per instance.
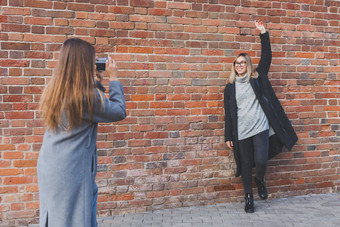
[235,74,269,140]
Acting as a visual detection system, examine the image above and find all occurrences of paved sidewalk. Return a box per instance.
[97,192,340,227]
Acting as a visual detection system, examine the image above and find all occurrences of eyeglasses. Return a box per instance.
[235,61,247,67]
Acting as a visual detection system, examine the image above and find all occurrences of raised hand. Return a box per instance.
[255,20,266,34]
[104,57,118,81]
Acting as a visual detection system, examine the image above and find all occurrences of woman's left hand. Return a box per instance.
[255,20,266,34]
[96,71,103,83]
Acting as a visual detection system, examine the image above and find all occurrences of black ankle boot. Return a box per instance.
[244,193,254,213]
[255,177,268,200]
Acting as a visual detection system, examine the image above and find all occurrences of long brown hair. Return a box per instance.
[40,38,96,131]
[228,53,258,84]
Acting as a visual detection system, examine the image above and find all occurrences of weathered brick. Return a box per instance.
[130,0,154,8]
[68,3,95,12]
[46,27,74,35]
[5,112,34,119]
[4,176,33,185]
[1,24,30,32]
[2,7,31,15]
[1,1,340,224]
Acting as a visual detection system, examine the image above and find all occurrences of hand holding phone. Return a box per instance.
[96,57,118,81]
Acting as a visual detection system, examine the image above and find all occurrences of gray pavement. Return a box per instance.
[97,192,340,227]
[22,192,340,227]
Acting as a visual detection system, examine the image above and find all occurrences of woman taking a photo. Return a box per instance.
[224,20,298,213]
[38,38,126,226]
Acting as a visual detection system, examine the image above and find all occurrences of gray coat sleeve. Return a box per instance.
[95,79,106,92]
[87,80,126,123]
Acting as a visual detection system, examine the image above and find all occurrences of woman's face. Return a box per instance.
[235,56,247,76]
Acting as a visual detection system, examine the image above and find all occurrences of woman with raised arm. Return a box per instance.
[224,20,297,213]
[37,38,126,226]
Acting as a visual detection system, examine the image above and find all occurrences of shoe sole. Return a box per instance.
[245,209,254,213]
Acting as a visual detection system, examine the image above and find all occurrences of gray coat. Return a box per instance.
[37,81,126,227]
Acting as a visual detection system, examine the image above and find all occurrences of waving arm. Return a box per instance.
[255,20,272,75]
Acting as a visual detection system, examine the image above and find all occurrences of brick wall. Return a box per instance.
[1,0,340,225]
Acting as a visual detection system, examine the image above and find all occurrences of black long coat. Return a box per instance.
[224,32,298,177]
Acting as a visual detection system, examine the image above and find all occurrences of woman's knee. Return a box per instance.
[254,158,267,169]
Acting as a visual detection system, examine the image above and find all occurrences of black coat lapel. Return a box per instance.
[229,83,237,116]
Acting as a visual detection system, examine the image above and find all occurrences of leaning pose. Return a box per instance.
[224,20,298,213]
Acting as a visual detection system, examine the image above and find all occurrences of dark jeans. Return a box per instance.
[238,130,269,194]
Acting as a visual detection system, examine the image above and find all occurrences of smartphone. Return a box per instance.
[96,58,108,72]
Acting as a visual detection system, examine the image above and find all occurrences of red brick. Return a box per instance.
[150,101,173,108]
[204,5,224,12]
[149,9,171,16]
[146,146,167,154]
[2,7,30,15]
[145,132,168,139]
[0,186,18,194]
[130,0,154,8]
[129,47,153,53]
[0,15,7,23]
[146,191,169,198]
[68,3,95,12]
[182,187,204,195]
[13,160,37,168]
[11,203,25,210]
[4,176,33,185]
[1,42,30,50]
[23,0,51,8]
[46,27,74,35]
[149,23,171,31]
[130,94,154,101]
[90,29,115,37]
[296,52,315,58]
[24,17,52,25]
[128,140,151,147]
[17,144,31,151]
[1,24,30,32]
[167,2,190,9]
[110,22,134,29]
[23,34,55,43]
[5,112,34,119]
[0,144,16,151]
[26,202,39,210]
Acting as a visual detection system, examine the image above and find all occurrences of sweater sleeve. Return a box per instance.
[256,32,272,76]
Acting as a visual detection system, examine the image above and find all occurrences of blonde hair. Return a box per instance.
[228,53,258,84]
[39,38,97,131]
